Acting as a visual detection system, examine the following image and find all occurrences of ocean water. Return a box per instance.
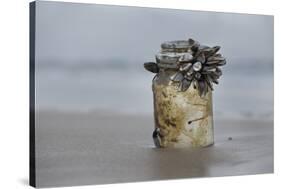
[35,59,273,120]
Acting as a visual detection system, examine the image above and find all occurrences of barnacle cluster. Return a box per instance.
[144,38,226,97]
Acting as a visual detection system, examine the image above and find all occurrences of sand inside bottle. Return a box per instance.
[152,79,214,148]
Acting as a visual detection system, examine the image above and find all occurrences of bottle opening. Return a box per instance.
[156,39,198,67]
[161,39,199,52]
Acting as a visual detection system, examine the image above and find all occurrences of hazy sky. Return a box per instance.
[35,1,273,64]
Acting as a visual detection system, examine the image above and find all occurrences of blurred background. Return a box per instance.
[35,1,273,120]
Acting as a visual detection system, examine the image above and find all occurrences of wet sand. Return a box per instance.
[35,111,273,188]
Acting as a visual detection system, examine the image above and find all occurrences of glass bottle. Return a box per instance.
[150,40,215,148]
[152,69,214,148]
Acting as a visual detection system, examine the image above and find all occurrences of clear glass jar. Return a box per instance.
[152,69,214,148]
[151,40,214,148]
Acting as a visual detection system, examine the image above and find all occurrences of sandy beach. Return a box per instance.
[35,111,273,188]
